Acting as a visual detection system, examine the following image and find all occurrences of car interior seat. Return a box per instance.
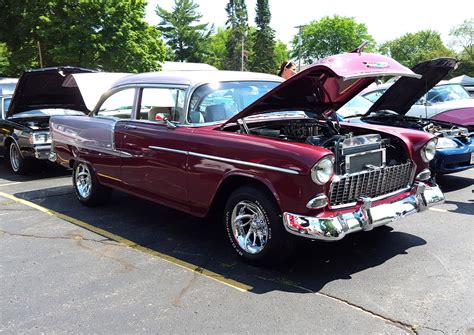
[148,107,171,121]
[188,110,205,123]
[204,104,237,122]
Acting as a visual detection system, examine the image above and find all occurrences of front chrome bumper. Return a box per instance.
[283,182,444,241]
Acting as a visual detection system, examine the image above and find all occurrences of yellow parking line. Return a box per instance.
[0,191,251,292]
[428,207,448,213]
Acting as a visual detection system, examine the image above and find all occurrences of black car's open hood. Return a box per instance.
[7,66,96,117]
[222,52,420,127]
[366,58,458,115]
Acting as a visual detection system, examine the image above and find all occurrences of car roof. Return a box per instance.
[112,70,283,88]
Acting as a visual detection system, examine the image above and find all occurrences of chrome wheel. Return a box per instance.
[230,200,269,254]
[9,142,21,172]
[75,163,92,199]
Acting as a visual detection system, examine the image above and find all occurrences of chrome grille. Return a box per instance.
[328,161,414,207]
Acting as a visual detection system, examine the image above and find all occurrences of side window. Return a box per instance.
[96,88,135,119]
[139,88,185,123]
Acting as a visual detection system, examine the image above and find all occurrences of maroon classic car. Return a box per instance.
[49,52,445,264]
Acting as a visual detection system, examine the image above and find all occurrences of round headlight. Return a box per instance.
[421,138,437,162]
[436,137,457,149]
[311,156,334,185]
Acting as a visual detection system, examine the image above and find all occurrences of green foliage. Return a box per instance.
[380,30,455,68]
[0,43,11,76]
[156,0,211,62]
[202,27,229,69]
[290,15,376,64]
[274,40,289,72]
[0,0,167,76]
[449,19,474,60]
[225,0,249,70]
[248,0,276,73]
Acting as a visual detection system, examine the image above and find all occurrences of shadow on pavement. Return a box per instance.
[0,160,70,182]
[437,173,474,193]
[12,185,427,294]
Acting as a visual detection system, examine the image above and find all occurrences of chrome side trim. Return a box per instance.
[53,139,132,158]
[189,152,300,175]
[148,146,188,155]
[148,146,299,175]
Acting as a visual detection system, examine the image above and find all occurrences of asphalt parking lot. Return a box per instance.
[0,162,473,334]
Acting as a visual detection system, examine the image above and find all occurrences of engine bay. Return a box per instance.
[362,111,473,143]
[229,118,408,175]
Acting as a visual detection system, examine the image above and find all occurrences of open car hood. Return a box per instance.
[366,57,458,115]
[223,52,420,126]
[7,66,97,117]
[7,67,131,118]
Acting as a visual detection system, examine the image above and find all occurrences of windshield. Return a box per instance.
[2,97,11,115]
[188,81,279,124]
[426,84,471,103]
[338,95,373,118]
[0,82,17,95]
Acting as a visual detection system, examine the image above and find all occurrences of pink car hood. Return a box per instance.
[223,52,420,126]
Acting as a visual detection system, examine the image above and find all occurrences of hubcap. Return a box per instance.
[9,143,20,172]
[231,200,269,254]
[75,163,92,199]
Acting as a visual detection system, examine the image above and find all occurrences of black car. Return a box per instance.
[0,67,96,174]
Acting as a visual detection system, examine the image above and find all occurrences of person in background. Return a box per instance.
[278,61,297,79]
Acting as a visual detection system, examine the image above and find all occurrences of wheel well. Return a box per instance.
[5,137,13,151]
[207,175,280,221]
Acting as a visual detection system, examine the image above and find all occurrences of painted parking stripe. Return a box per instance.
[0,191,251,292]
[428,207,448,213]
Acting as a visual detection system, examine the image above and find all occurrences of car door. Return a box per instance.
[86,87,137,186]
[115,86,191,209]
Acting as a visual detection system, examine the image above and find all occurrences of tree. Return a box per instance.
[202,27,229,69]
[380,30,455,68]
[0,43,10,76]
[225,0,249,70]
[156,0,211,62]
[273,40,289,73]
[449,19,474,77]
[290,15,376,64]
[248,0,275,73]
[449,19,474,59]
[0,0,167,76]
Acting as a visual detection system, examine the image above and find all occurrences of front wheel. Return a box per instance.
[224,185,293,264]
[72,161,111,206]
[9,141,30,175]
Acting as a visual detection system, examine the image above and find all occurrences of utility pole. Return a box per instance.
[37,41,43,68]
[241,35,244,71]
[295,25,303,71]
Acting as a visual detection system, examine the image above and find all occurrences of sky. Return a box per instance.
[146,0,472,48]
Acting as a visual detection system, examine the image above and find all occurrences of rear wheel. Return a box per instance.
[224,185,293,264]
[72,161,111,206]
[9,141,30,175]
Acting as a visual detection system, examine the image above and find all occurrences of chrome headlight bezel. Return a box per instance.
[421,138,437,162]
[311,156,335,185]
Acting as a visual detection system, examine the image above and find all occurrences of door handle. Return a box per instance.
[124,125,137,130]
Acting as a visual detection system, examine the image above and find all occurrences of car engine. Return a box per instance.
[244,119,408,175]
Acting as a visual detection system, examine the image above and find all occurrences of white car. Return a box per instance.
[361,82,474,119]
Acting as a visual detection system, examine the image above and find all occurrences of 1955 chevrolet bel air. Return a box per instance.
[49,51,445,264]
